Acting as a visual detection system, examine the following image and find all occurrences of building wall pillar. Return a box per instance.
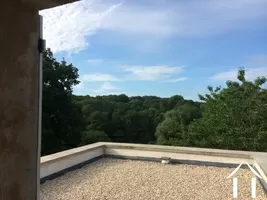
[0,1,41,199]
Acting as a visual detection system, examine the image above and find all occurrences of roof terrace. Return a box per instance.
[40,142,267,200]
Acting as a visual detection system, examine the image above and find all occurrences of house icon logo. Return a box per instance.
[227,161,263,198]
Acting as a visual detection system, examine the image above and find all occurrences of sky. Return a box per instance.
[39,0,267,101]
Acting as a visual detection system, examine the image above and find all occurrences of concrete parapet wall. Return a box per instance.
[40,143,104,179]
[40,142,267,191]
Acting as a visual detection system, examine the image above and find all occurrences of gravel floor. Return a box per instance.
[40,158,267,200]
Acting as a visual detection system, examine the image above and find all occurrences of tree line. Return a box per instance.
[41,49,267,156]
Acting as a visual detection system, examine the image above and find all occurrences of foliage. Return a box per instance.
[81,130,110,144]
[42,49,84,155]
[155,101,202,146]
[189,68,267,151]
[72,95,185,144]
[41,50,267,155]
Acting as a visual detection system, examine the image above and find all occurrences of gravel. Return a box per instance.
[40,158,267,200]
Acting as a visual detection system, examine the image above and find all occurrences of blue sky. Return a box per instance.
[40,0,267,101]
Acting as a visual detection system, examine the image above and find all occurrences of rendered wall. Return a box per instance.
[41,145,104,179]
[0,2,40,199]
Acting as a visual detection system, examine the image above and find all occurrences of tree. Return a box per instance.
[41,66,267,153]
[42,49,84,155]
[81,130,110,144]
[155,101,202,146]
[189,68,267,151]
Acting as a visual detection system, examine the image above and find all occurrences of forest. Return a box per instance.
[41,49,267,156]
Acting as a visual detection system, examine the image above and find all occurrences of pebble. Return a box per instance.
[40,158,267,200]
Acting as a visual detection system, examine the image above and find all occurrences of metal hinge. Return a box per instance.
[38,38,46,53]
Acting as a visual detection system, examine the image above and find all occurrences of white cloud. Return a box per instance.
[87,59,104,65]
[211,67,267,81]
[248,55,267,65]
[163,77,188,82]
[93,82,120,93]
[171,0,267,37]
[81,73,119,82]
[40,0,267,53]
[211,54,267,81]
[99,0,267,37]
[100,5,175,37]
[79,65,186,83]
[80,65,186,82]
[73,81,84,89]
[40,0,121,53]
[121,65,184,81]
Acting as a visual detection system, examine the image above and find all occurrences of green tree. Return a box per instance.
[155,102,201,146]
[81,130,110,144]
[189,68,267,151]
[42,49,84,155]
